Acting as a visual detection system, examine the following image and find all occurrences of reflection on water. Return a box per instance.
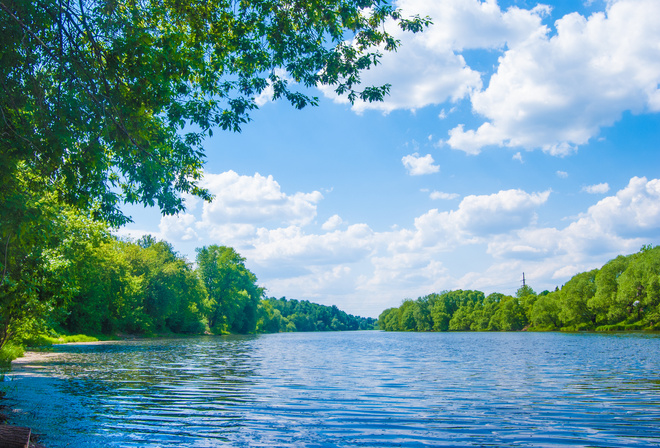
[4,332,660,447]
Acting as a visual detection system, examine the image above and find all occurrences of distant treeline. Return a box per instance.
[260,297,376,333]
[1,211,373,351]
[379,245,660,332]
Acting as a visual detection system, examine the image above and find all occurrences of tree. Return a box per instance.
[530,292,562,329]
[378,307,400,331]
[615,246,660,325]
[1,0,430,224]
[0,180,100,348]
[122,240,210,333]
[516,284,537,323]
[590,254,632,323]
[195,245,264,334]
[488,296,526,331]
[558,269,597,329]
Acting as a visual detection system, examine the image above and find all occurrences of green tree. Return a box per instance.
[195,245,264,334]
[488,296,526,331]
[1,0,429,224]
[530,292,562,329]
[557,269,597,330]
[62,239,147,335]
[413,297,433,331]
[590,255,631,323]
[398,299,417,331]
[123,239,209,333]
[615,246,660,326]
[516,284,537,324]
[0,181,91,348]
[378,307,400,331]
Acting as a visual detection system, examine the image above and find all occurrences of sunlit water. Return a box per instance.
[4,331,660,447]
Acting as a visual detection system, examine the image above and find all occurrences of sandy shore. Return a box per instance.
[9,340,121,376]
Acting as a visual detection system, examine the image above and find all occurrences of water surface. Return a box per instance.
[4,331,660,447]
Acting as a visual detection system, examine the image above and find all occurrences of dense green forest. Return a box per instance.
[260,297,376,333]
[379,245,660,332]
[0,205,374,361]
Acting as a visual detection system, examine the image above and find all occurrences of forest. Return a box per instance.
[378,245,660,332]
[0,203,374,364]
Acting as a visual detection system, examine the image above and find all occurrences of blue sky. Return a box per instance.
[121,0,660,318]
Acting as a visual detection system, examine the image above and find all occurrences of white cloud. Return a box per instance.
[448,0,660,154]
[250,224,376,269]
[582,177,660,237]
[513,152,523,163]
[486,177,660,283]
[429,191,460,200]
[159,213,198,242]
[199,171,322,227]
[322,214,344,231]
[582,182,610,194]
[556,170,569,178]
[321,0,549,113]
[448,188,551,235]
[402,153,440,175]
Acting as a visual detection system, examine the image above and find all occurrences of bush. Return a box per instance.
[0,343,24,368]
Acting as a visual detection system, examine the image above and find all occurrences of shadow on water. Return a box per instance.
[4,331,660,447]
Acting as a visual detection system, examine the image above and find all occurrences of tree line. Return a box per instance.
[259,297,376,333]
[379,245,660,332]
[0,205,373,355]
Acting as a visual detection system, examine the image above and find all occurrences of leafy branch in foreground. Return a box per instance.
[1,0,430,223]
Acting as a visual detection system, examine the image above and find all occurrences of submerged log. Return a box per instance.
[0,425,31,448]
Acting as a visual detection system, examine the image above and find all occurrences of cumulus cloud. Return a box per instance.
[556,171,569,178]
[322,214,344,231]
[487,177,660,280]
[150,168,660,317]
[448,0,660,154]
[199,171,322,227]
[402,153,440,175]
[159,213,198,242]
[389,188,551,254]
[249,224,376,269]
[582,182,610,194]
[446,188,551,235]
[321,0,550,113]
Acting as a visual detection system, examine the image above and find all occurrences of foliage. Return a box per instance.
[379,245,660,333]
[58,237,210,336]
[0,175,82,349]
[0,342,23,368]
[196,245,264,334]
[257,297,376,333]
[1,0,430,224]
[18,332,98,348]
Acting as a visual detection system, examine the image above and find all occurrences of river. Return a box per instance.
[3,331,660,447]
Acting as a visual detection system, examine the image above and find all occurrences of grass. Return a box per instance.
[21,333,99,348]
[0,343,24,368]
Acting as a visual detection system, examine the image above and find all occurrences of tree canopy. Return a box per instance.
[1,0,429,224]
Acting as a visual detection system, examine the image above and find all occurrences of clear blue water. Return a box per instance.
[4,331,660,447]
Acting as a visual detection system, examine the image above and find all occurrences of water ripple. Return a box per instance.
[5,332,660,447]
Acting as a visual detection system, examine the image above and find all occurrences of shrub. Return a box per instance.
[0,343,24,368]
